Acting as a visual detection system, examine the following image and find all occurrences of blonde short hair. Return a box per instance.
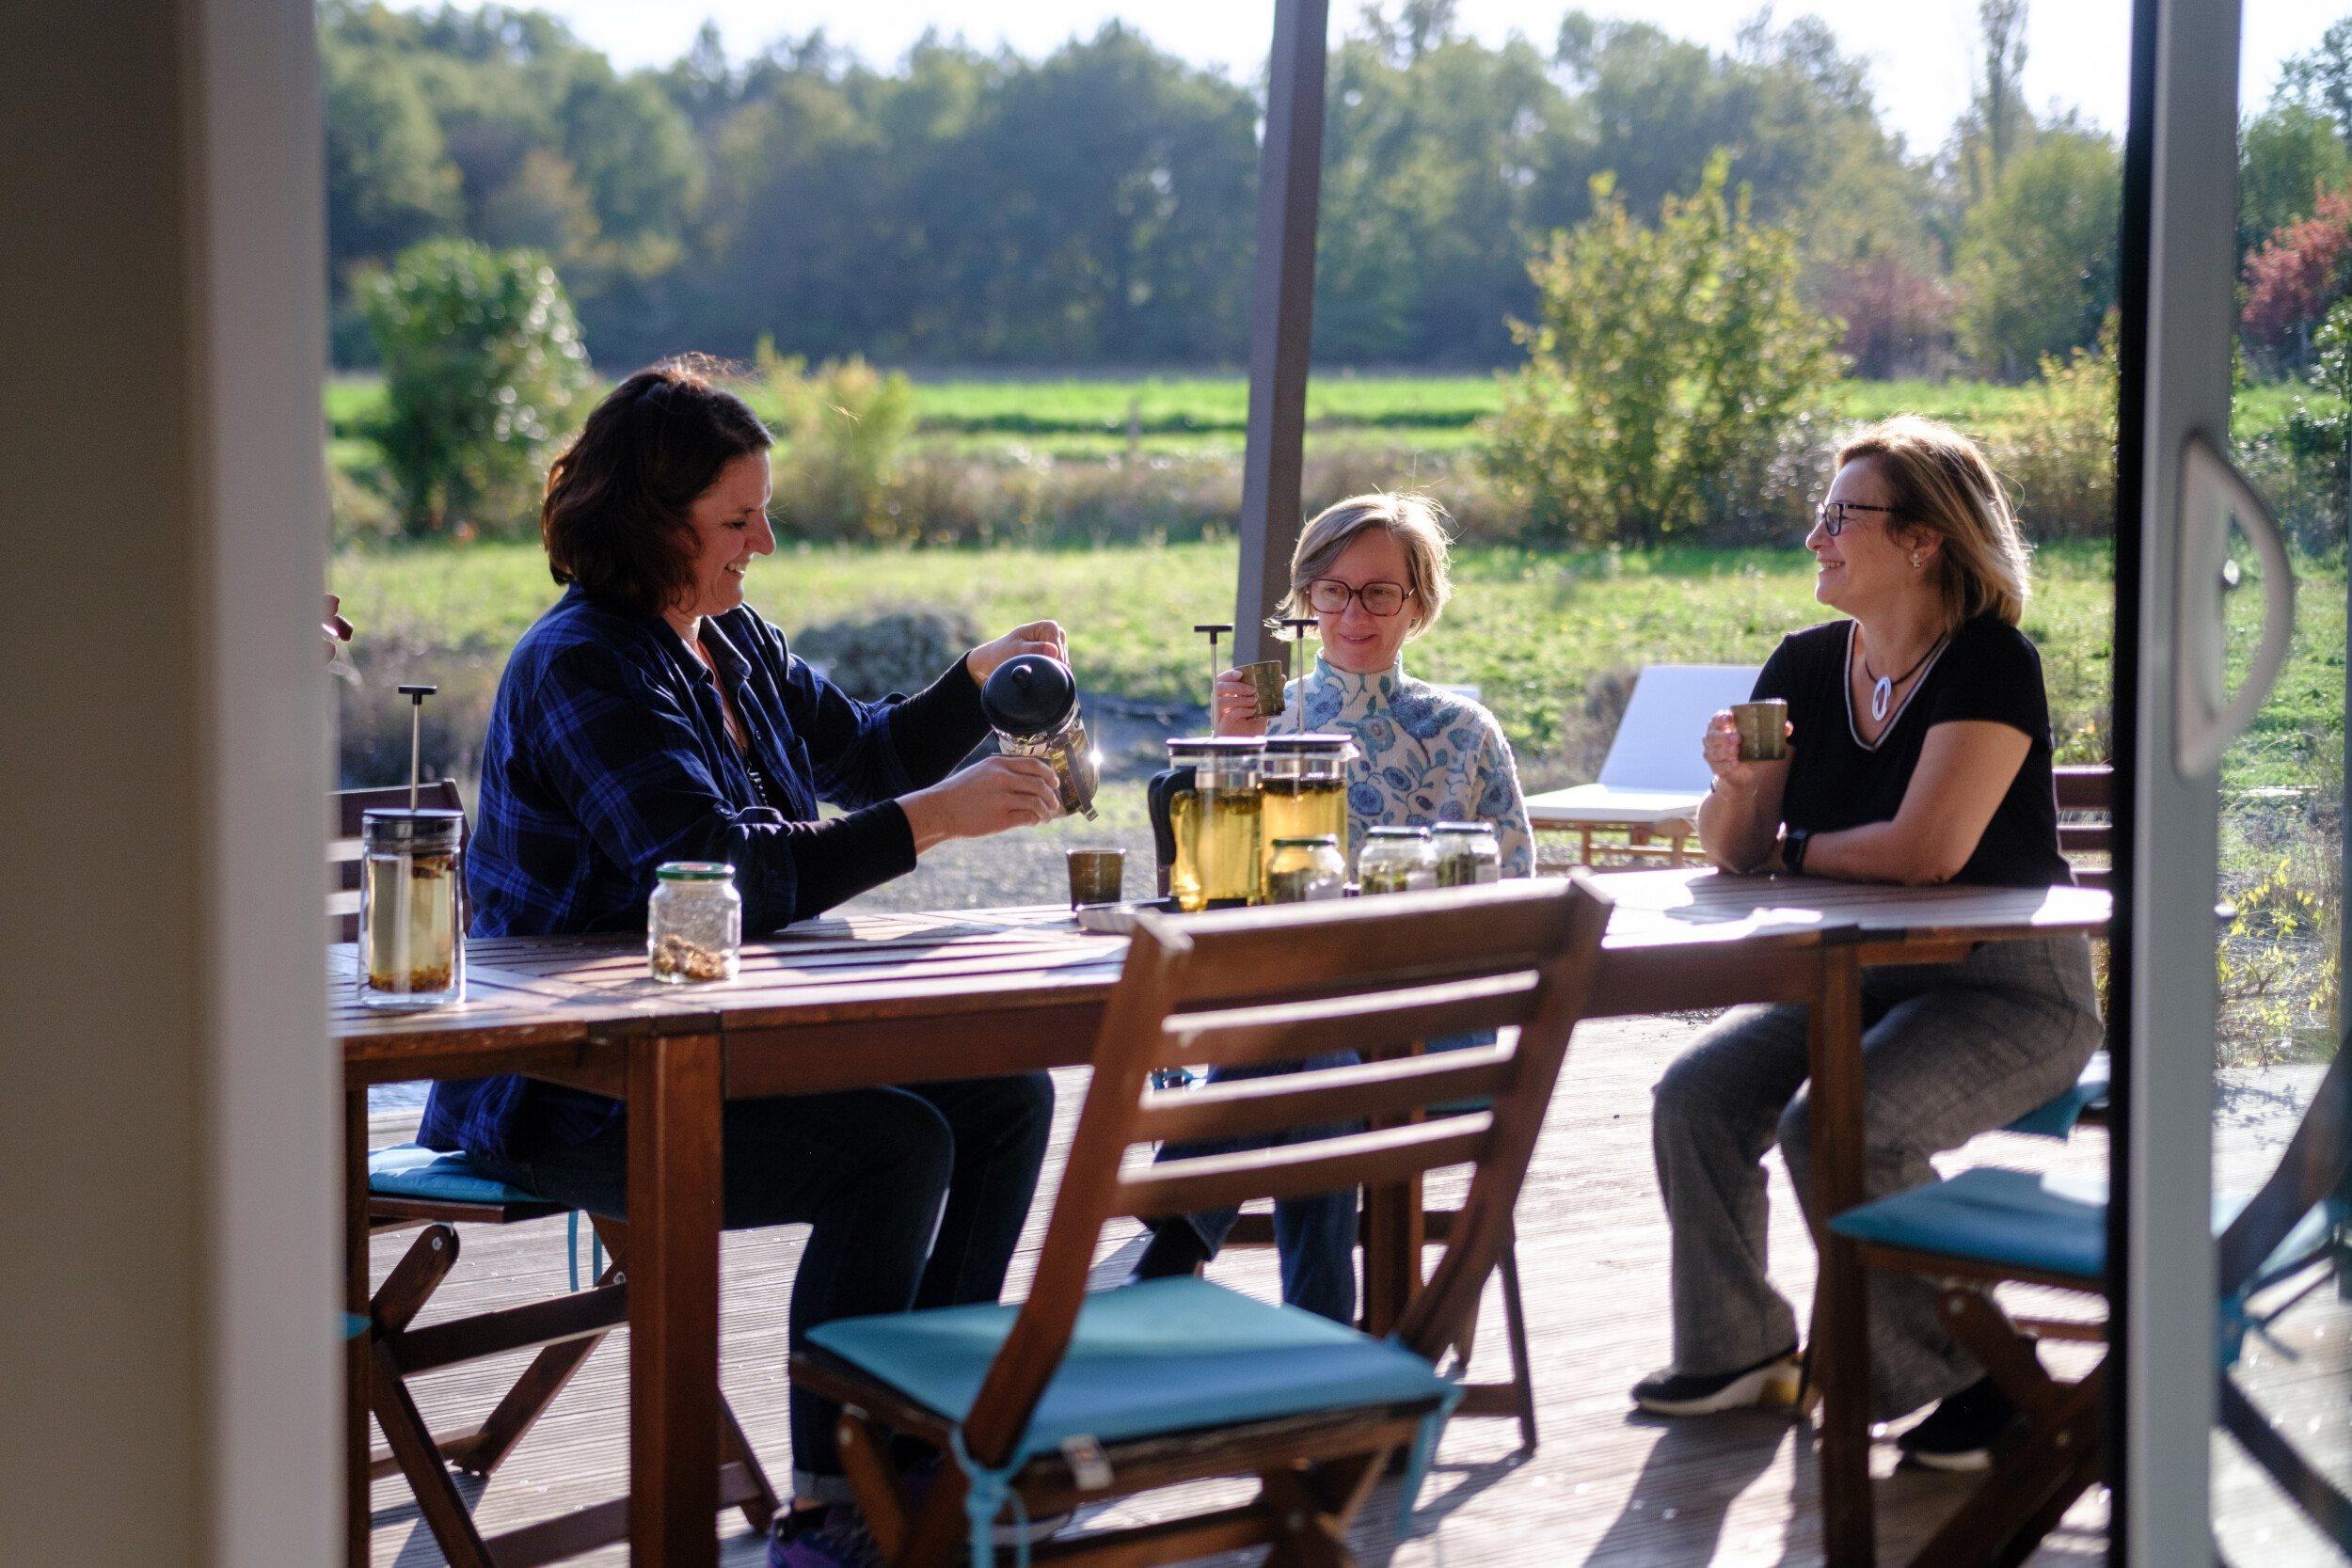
[1836,417,2032,629]
[1278,492,1455,639]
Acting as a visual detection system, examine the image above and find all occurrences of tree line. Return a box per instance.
[324,0,2217,380]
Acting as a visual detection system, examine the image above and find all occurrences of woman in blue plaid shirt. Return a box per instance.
[417,361,1067,1559]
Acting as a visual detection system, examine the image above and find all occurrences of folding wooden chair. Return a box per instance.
[1829,1037,2352,1567]
[338,784,779,1566]
[1144,774,1548,1449]
[791,875,1612,1567]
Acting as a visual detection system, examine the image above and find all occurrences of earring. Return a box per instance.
[1911,552,1922,567]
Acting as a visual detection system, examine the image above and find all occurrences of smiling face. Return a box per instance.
[666,451,776,633]
[1310,528,1419,675]
[1807,457,1931,617]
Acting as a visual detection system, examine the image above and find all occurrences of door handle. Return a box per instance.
[2175,431,2294,779]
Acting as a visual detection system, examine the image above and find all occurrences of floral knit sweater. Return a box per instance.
[1272,653,1534,877]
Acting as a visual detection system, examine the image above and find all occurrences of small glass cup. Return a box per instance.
[1066,848,1125,909]
[1358,825,1438,895]
[1266,836,1347,903]
[1732,699,1789,761]
[1237,660,1288,718]
[649,862,740,983]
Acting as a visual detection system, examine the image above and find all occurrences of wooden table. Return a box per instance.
[341,874,2106,1568]
[338,908,1131,1568]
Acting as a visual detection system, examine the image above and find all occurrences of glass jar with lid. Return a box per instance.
[1431,821,1502,886]
[1259,733,1357,883]
[649,862,741,983]
[1357,825,1438,895]
[1164,737,1265,910]
[1265,835,1347,903]
[358,808,467,1009]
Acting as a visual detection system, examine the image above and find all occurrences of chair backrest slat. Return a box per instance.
[1133,1044,1517,1147]
[951,875,1611,1473]
[1119,1115,1496,1221]
[1158,972,1539,1070]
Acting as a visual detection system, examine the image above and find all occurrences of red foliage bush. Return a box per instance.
[2241,189,2352,349]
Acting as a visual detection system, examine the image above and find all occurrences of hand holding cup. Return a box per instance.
[1703,703,1789,801]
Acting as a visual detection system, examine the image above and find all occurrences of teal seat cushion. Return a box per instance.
[2005,1051,2110,1139]
[1830,1165,2342,1290]
[369,1143,547,1206]
[1829,1167,2109,1281]
[807,1275,1451,1453]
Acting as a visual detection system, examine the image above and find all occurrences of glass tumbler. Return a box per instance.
[649,862,741,983]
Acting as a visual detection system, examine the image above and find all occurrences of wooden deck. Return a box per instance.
[364,1019,2344,1567]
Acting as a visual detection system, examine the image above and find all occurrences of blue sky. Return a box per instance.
[437,1,2346,158]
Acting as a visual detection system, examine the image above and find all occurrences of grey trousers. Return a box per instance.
[1650,933,2103,1419]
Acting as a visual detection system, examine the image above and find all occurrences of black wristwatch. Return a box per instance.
[1781,828,1812,876]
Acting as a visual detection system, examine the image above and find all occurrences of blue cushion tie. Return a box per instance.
[567,1212,580,1292]
[947,1425,1031,1568]
[1393,1373,1465,1536]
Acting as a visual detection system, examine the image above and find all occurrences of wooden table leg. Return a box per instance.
[346,1087,371,1568]
[1807,941,1875,1568]
[628,1031,724,1568]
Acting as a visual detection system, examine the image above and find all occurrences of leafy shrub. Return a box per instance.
[791,606,982,701]
[2240,296,2352,551]
[1987,314,2118,538]
[362,239,594,538]
[759,341,918,544]
[1486,150,1843,547]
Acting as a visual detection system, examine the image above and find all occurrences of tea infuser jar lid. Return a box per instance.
[360,807,464,851]
[1262,732,1358,755]
[1363,825,1432,839]
[1165,736,1265,755]
[1272,835,1342,848]
[1430,820,1497,835]
[979,654,1079,736]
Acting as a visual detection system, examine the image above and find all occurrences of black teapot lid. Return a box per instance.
[980,654,1078,735]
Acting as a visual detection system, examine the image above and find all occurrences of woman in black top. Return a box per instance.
[1631,417,2104,1472]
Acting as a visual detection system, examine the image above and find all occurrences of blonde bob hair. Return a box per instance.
[1836,417,2032,629]
[1278,491,1455,639]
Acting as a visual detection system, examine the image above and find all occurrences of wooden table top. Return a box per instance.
[335,872,2110,1084]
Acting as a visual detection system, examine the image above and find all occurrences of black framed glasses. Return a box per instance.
[1814,499,1905,537]
[1304,578,1413,617]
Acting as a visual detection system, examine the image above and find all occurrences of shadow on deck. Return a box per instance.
[365,1018,2343,1567]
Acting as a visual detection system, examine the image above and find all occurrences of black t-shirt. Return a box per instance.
[1754,615,2071,888]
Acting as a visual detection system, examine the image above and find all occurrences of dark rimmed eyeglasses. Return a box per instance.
[1304,578,1413,617]
[1814,499,1906,537]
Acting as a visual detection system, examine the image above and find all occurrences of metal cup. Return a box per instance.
[1732,700,1789,761]
[1066,848,1125,909]
[1238,660,1288,719]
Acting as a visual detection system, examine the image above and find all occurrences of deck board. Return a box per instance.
[366,1018,2340,1566]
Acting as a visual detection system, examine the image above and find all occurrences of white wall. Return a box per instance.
[0,1,335,1561]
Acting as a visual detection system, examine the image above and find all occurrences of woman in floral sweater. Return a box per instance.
[1127,492,1534,1322]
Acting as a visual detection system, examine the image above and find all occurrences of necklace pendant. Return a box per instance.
[1870,675,1893,722]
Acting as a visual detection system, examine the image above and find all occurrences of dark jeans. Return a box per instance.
[477,1073,1054,1501]
[1154,1053,1363,1324]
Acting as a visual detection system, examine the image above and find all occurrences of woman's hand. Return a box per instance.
[1701,709,1773,800]
[1211,669,1269,736]
[967,621,1068,686]
[899,755,1062,851]
[324,593,353,662]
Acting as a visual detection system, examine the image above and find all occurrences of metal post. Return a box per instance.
[1232,0,1329,668]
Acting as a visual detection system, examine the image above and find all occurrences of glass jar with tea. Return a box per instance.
[358,808,467,1008]
[1266,836,1346,903]
[1431,820,1502,886]
[1164,736,1264,910]
[1259,733,1357,880]
[1356,825,1438,895]
[649,862,741,983]
[979,653,1099,820]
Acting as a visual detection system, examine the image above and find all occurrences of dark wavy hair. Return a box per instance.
[541,357,772,616]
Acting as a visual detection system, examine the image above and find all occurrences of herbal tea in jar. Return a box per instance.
[1357,825,1438,895]
[649,862,741,983]
[1431,820,1502,886]
[1165,736,1264,909]
[1259,733,1356,880]
[358,808,466,1008]
[1266,836,1346,903]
